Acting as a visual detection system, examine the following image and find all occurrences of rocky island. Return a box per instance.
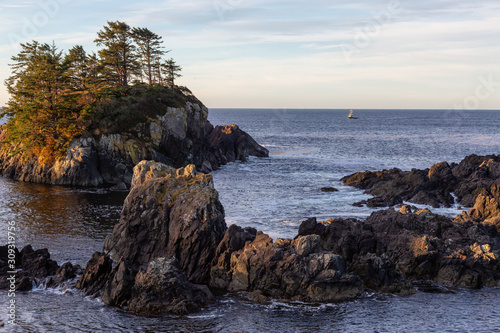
[0,22,268,188]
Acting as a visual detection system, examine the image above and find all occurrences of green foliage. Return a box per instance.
[132,27,168,85]
[162,58,182,88]
[2,21,187,165]
[88,85,200,135]
[95,21,140,87]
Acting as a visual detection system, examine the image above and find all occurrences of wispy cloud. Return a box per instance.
[0,0,499,108]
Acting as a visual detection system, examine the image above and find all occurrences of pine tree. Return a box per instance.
[94,21,139,87]
[162,58,182,88]
[65,45,88,91]
[3,41,76,161]
[132,27,168,85]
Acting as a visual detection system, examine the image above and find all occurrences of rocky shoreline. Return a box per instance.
[0,102,268,188]
[3,156,498,315]
[342,154,500,232]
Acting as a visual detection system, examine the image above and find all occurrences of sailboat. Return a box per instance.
[347,109,358,119]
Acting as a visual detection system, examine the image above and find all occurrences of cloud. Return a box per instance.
[0,0,499,108]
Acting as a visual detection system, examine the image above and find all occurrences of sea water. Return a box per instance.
[0,109,499,332]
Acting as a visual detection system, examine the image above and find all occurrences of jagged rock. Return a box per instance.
[101,258,137,308]
[342,154,500,210]
[215,231,364,302]
[18,245,59,279]
[103,161,226,284]
[0,245,78,291]
[75,252,113,296]
[299,209,500,289]
[210,224,257,290]
[350,253,414,294]
[45,262,82,288]
[206,124,269,166]
[455,194,500,231]
[127,257,213,315]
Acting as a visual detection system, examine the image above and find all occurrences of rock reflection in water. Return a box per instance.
[0,177,126,265]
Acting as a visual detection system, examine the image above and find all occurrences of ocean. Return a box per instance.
[0,108,499,332]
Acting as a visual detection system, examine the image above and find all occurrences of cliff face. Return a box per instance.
[0,102,268,187]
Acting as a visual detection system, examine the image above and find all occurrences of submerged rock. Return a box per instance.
[320,187,339,192]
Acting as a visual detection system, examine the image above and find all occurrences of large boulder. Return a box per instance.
[127,257,213,315]
[103,161,227,284]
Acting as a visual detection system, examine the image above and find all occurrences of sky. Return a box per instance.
[0,0,499,109]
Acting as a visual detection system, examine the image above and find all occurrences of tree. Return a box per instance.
[3,41,77,161]
[94,21,139,87]
[65,45,88,91]
[132,27,168,85]
[162,58,182,88]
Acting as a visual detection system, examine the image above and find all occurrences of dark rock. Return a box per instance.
[216,231,364,302]
[103,161,226,284]
[342,154,500,210]
[75,252,113,296]
[321,187,338,192]
[298,208,500,289]
[101,258,137,308]
[127,257,213,315]
[206,124,269,166]
[19,245,59,279]
[412,280,457,293]
[46,262,82,288]
[210,224,257,290]
[350,253,414,294]
[15,276,33,291]
[0,244,78,291]
[364,195,403,208]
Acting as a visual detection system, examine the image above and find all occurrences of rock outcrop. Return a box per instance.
[0,101,268,187]
[299,208,500,289]
[210,229,366,302]
[0,244,81,291]
[76,161,225,314]
[205,124,269,168]
[103,161,226,283]
[342,154,500,210]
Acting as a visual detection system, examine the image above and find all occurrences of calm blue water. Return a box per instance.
[209,109,500,239]
[0,108,499,332]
